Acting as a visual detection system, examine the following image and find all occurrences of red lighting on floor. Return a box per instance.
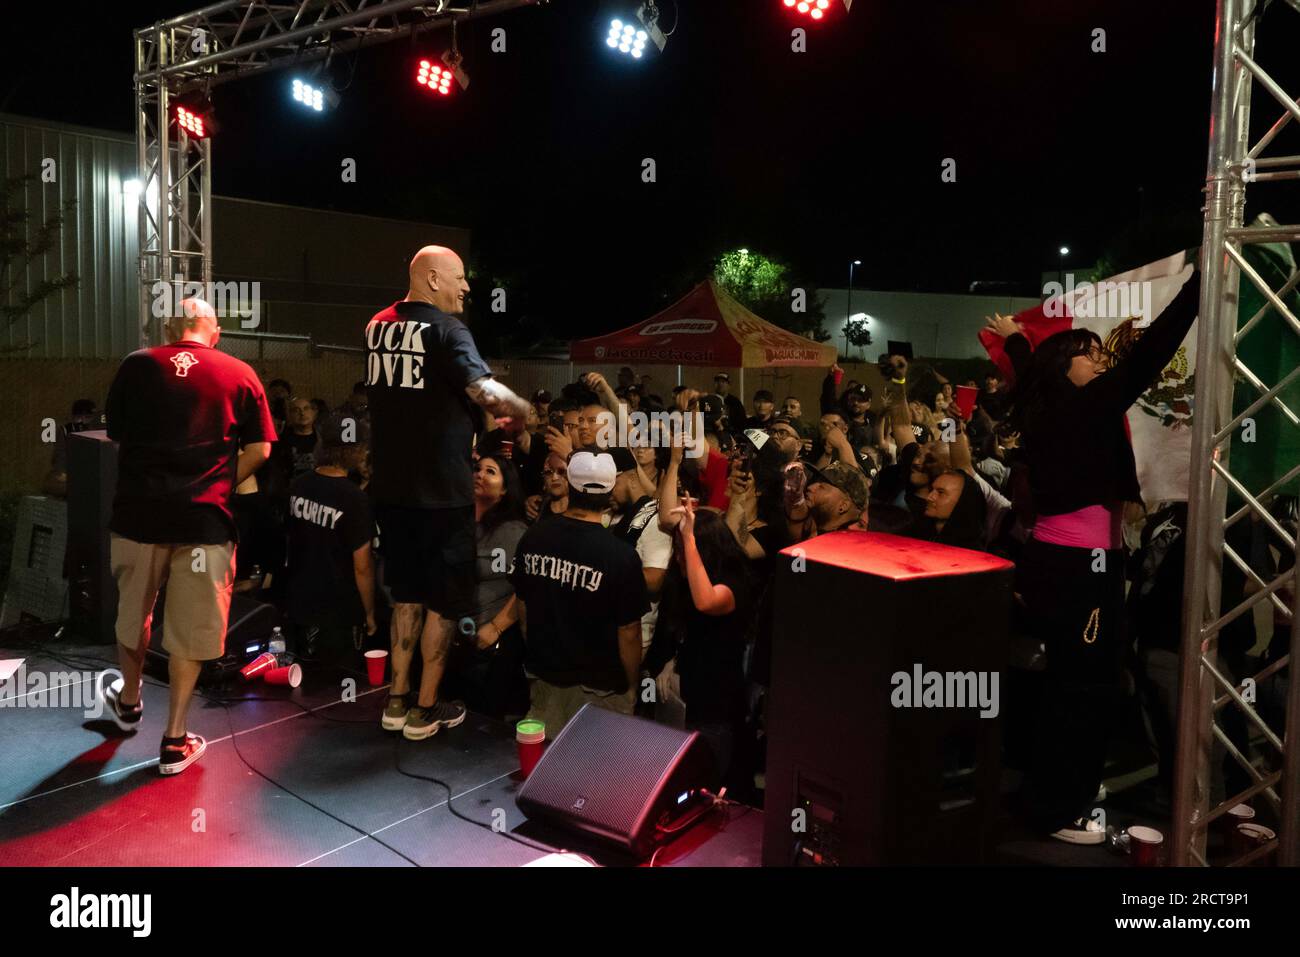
[416,60,453,96]
[175,105,207,138]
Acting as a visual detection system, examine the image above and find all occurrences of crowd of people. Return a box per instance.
[86,243,1287,846]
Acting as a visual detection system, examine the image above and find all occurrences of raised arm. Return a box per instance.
[820,364,841,415]
[1081,270,1201,413]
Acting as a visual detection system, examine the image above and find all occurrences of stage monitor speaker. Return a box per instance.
[65,430,118,644]
[516,705,716,858]
[763,531,1014,866]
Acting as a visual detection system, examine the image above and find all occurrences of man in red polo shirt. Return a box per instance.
[101,298,276,775]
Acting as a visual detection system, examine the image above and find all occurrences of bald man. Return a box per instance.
[100,298,276,774]
[367,245,529,740]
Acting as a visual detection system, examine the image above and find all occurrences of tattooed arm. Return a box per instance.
[465,376,530,429]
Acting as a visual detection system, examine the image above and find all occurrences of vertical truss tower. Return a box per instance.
[1174,0,1300,866]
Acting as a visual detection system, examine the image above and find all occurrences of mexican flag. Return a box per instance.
[979,238,1300,505]
[979,252,1197,504]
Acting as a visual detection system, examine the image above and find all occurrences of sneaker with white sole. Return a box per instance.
[381,694,409,731]
[402,700,466,741]
[1051,816,1106,845]
[159,733,206,776]
[103,676,143,733]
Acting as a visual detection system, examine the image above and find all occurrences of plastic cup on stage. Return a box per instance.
[1127,826,1163,866]
[240,652,279,681]
[364,649,389,687]
[516,719,546,779]
[264,663,303,688]
[1234,823,1275,864]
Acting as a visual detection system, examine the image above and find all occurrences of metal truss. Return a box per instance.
[1174,0,1300,866]
[132,0,545,345]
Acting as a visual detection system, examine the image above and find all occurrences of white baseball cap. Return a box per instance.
[567,451,617,494]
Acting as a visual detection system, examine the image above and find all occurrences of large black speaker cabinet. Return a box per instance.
[516,704,717,858]
[763,531,1014,866]
[66,430,118,644]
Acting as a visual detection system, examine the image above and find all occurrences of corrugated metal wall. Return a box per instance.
[1,113,139,359]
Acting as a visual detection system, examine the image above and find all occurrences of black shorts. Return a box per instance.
[375,504,476,620]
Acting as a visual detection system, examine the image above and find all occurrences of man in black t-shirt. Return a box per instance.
[101,298,276,776]
[284,417,377,662]
[510,452,648,739]
[368,245,530,741]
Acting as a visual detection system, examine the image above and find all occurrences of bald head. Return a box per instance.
[165,297,220,346]
[407,245,469,315]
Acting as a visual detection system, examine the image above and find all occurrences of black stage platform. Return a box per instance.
[0,638,762,867]
[2,636,1210,868]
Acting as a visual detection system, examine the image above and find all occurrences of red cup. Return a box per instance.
[516,719,546,779]
[833,368,844,387]
[240,652,278,681]
[954,385,978,420]
[264,663,302,688]
[500,439,514,460]
[364,649,388,687]
[1128,826,1164,866]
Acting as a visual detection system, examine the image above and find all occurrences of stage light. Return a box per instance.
[416,49,470,95]
[785,0,851,19]
[416,59,454,95]
[607,19,649,58]
[606,2,668,58]
[291,78,339,112]
[122,178,143,200]
[175,105,208,138]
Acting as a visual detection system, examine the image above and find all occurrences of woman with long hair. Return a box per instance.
[531,452,570,523]
[989,267,1201,843]
[444,454,529,718]
[645,503,751,785]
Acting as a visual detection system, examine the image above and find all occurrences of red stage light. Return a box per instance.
[415,60,454,96]
[788,0,844,19]
[175,105,208,138]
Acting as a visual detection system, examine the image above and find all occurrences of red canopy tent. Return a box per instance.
[569,280,835,389]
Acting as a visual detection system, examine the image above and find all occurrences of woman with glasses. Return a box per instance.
[530,452,571,524]
[988,266,1202,846]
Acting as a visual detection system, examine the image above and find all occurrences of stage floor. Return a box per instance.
[1,636,1197,868]
[0,639,761,867]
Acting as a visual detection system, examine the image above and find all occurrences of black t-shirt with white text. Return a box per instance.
[106,340,277,544]
[365,301,492,508]
[284,471,374,626]
[510,516,648,692]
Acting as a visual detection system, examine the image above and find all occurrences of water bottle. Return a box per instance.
[268,626,286,656]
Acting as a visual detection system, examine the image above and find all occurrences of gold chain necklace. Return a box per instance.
[1083,607,1100,644]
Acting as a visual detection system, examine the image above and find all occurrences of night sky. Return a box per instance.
[4,0,1299,340]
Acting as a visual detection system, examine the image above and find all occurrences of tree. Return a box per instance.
[844,314,873,358]
[2,174,79,351]
[712,248,829,341]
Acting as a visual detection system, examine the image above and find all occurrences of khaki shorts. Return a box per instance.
[110,534,236,661]
[525,675,634,740]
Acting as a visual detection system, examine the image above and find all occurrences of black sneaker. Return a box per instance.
[103,676,143,733]
[402,700,467,741]
[159,733,207,776]
[1051,817,1106,845]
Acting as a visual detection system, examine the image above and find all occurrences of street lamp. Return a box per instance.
[1058,245,1070,287]
[845,259,861,358]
